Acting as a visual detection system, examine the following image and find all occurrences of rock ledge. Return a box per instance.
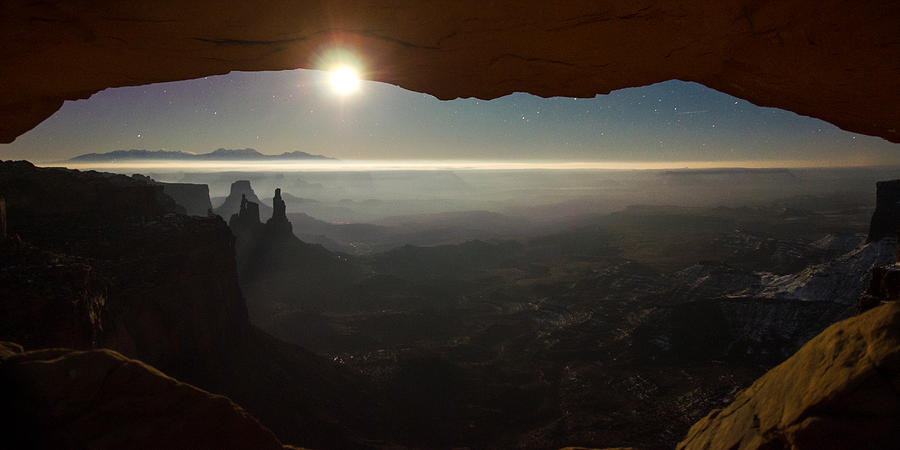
[677,302,900,450]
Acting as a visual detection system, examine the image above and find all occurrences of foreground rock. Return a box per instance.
[1,2,898,144]
[677,301,900,449]
[0,342,294,450]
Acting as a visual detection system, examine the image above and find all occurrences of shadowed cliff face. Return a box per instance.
[0,161,374,448]
[227,183,362,318]
[0,238,105,350]
[0,161,247,370]
[867,180,900,242]
[132,175,213,217]
[2,160,900,448]
[1,1,899,143]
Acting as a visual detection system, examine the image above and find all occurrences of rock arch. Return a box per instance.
[2,0,898,144]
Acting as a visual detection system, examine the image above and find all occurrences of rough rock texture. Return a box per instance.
[0,343,292,450]
[677,301,900,450]
[0,238,105,350]
[867,180,900,242]
[857,262,900,313]
[0,161,374,448]
[0,162,248,370]
[1,1,899,143]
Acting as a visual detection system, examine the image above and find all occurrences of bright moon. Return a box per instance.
[329,66,360,95]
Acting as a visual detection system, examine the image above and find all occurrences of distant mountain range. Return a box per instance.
[69,148,335,161]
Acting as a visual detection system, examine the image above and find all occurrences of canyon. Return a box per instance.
[2,1,899,447]
[2,161,898,448]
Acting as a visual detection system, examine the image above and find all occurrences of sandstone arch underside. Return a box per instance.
[2,0,899,145]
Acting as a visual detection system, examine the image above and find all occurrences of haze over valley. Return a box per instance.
[5,156,894,448]
[2,9,900,448]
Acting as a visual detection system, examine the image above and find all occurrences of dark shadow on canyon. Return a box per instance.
[2,160,899,449]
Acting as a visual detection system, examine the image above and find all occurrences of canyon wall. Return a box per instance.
[0,161,374,448]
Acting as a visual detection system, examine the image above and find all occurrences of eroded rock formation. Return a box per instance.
[867,180,900,242]
[266,188,293,238]
[216,180,271,220]
[677,301,900,450]
[229,193,262,235]
[0,161,375,448]
[272,188,286,221]
[1,1,899,144]
[228,185,293,240]
[224,184,360,318]
[0,162,247,368]
[0,342,293,450]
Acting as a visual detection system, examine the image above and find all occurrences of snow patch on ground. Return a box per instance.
[756,238,897,304]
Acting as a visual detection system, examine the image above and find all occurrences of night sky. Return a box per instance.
[1,69,898,166]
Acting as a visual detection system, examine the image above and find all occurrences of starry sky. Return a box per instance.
[1,69,898,165]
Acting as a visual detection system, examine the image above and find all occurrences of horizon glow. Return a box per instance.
[2,70,899,164]
[52,158,898,174]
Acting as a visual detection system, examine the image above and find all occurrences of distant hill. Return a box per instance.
[658,167,797,186]
[69,148,335,161]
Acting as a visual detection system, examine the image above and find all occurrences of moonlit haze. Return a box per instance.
[3,6,900,450]
[2,67,898,167]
